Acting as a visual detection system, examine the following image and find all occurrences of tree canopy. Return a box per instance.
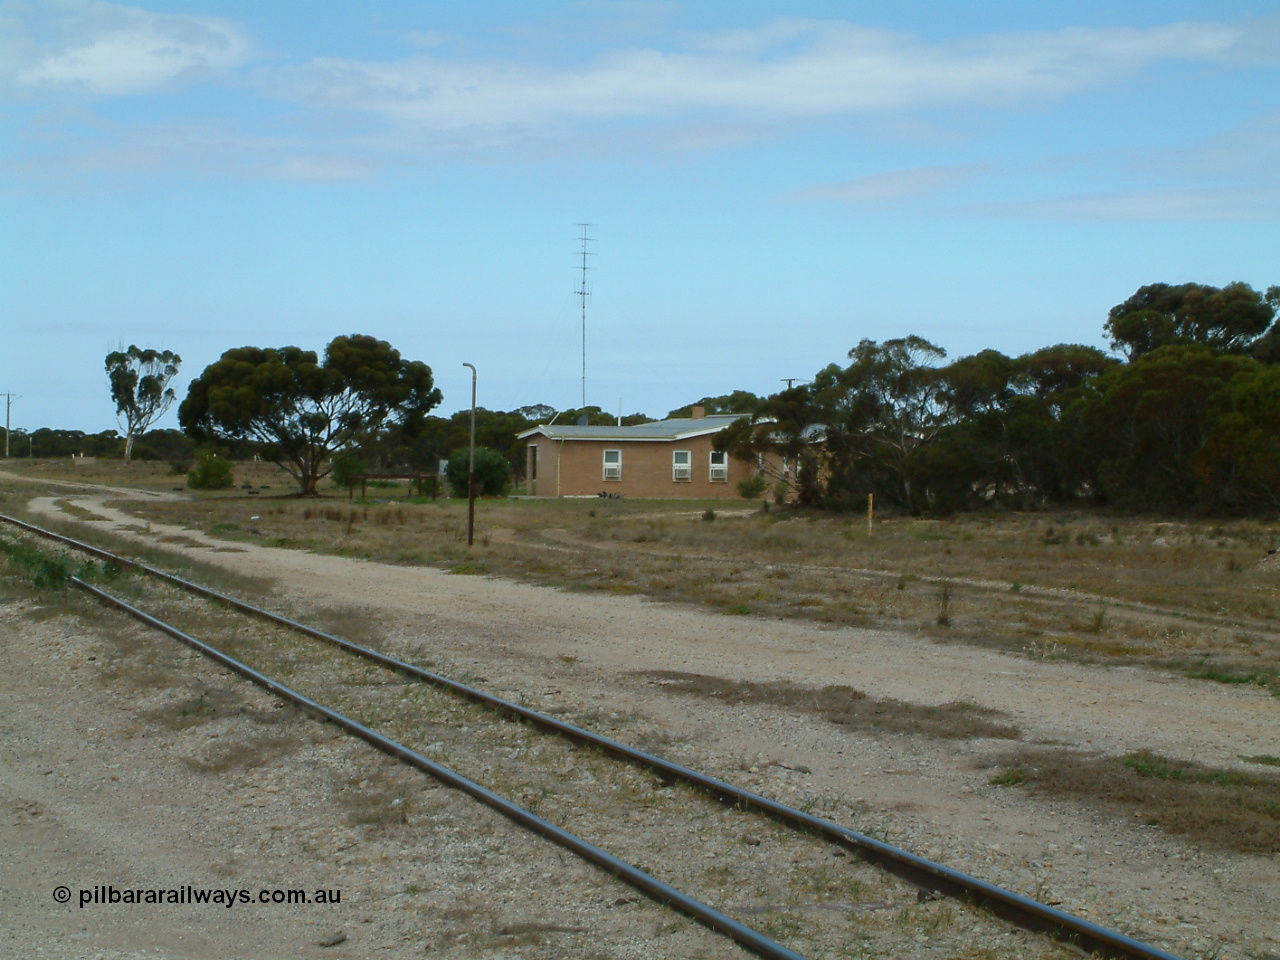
[106,345,181,461]
[716,280,1280,516]
[553,406,653,427]
[721,337,956,510]
[666,391,762,418]
[178,335,441,495]
[1104,282,1276,361]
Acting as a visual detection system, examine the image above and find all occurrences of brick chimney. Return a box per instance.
[691,405,706,419]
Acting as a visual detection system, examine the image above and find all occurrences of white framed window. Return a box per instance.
[603,448,622,481]
[709,450,728,482]
[672,449,692,481]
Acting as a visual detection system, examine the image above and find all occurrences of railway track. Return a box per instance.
[1,512,1187,960]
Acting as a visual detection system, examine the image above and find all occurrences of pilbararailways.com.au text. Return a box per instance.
[60,885,341,909]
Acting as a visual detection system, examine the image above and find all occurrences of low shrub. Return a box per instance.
[737,473,768,500]
[188,452,233,490]
[330,452,367,490]
[445,447,511,498]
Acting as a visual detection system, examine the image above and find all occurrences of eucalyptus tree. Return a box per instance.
[814,336,954,510]
[1105,282,1276,361]
[105,345,182,461]
[179,335,441,495]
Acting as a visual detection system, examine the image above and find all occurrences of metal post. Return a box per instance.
[462,363,477,547]
[2,394,12,458]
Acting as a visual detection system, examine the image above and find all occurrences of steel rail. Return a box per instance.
[67,575,809,960]
[3,513,1185,960]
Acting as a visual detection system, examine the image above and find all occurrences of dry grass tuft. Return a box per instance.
[305,604,386,646]
[1243,754,1280,767]
[52,498,110,522]
[182,734,302,774]
[642,671,1020,740]
[93,640,177,692]
[143,681,300,730]
[338,768,422,829]
[987,748,1280,853]
[143,684,245,729]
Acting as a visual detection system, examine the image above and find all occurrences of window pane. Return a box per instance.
[673,451,690,465]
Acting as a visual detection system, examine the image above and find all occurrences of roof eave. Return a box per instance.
[520,426,731,442]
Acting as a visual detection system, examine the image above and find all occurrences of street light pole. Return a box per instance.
[1,394,14,458]
[462,363,477,547]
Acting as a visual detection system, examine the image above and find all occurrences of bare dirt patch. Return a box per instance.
[640,671,1022,740]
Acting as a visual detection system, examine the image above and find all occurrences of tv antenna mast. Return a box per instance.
[575,224,595,409]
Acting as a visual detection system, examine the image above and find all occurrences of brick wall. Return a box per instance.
[525,433,761,499]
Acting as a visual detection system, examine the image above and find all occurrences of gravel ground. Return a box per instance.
[1,597,758,960]
[2,490,1279,959]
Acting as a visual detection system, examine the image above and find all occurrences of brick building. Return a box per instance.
[517,407,761,498]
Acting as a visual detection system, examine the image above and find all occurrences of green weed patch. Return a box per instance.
[0,532,123,591]
[988,748,1280,853]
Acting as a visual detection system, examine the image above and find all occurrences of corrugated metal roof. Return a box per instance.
[518,414,742,442]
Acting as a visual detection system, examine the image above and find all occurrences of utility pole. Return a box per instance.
[1,394,15,458]
[462,363,477,547]
[781,379,799,389]
[575,224,595,410]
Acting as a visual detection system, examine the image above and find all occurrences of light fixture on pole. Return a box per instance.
[462,363,477,547]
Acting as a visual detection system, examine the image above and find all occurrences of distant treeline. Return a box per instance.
[720,281,1280,515]
[7,428,196,462]
[13,280,1279,514]
[6,407,653,482]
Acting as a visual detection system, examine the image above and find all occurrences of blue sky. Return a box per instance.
[4,0,1279,431]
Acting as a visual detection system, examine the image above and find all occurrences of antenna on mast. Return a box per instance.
[575,224,595,409]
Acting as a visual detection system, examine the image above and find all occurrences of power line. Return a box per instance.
[575,224,595,410]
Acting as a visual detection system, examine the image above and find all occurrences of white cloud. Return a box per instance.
[271,18,1244,133]
[2,8,1268,181]
[788,163,989,204]
[9,118,376,181]
[275,154,374,182]
[1176,110,1280,180]
[968,186,1280,221]
[404,30,453,51]
[1228,14,1280,65]
[3,0,251,96]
